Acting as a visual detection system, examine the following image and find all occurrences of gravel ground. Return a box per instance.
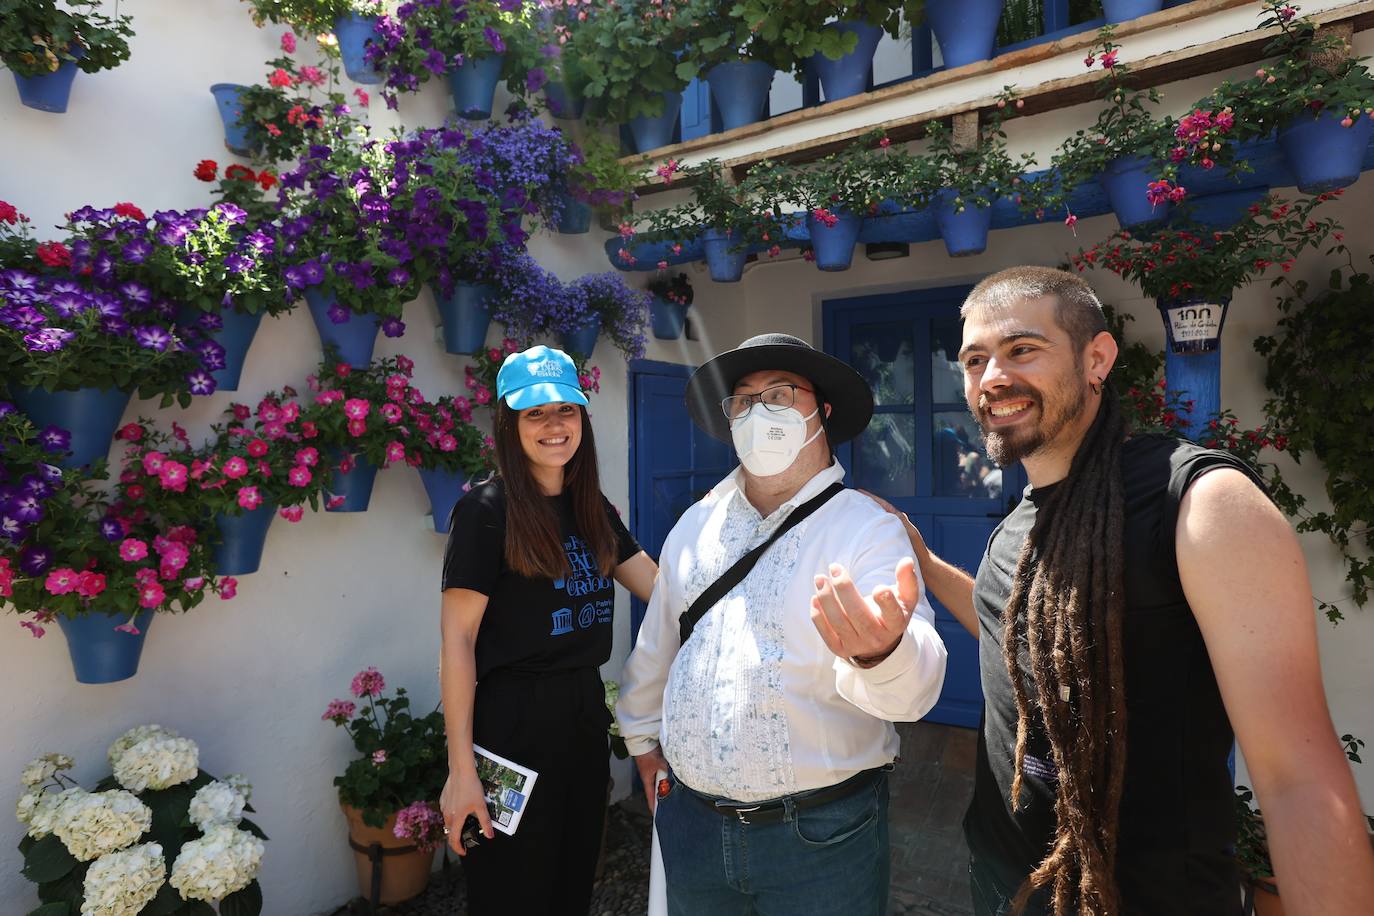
[331,796,653,916]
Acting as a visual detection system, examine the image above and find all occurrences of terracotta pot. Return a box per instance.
[1251,877,1283,916]
[342,803,436,906]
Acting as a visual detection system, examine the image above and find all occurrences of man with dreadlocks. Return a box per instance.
[866,266,1374,915]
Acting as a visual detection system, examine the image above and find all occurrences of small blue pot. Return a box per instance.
[447,53,505,120]
[560,315,602,356]
[705,60,775,131]
[13,60,81,113]
[434,283,493,355]
[418,467,469,534]
[334,13,382,84]
[544,80,585,119]
[304,289,382,367]
[927,0,1006,69]
[1099,155,1169,228]
[627,91,684,153]
[212,503,277,576]
[210,83,255,157]
[182,307,263,392]
[58,610,155,685]
[701,228,747,282]
[11,386,132,469]
[932,189,994,257]
[1101,0,1164,23]
[806,210,863,271]
[328,451,380,513]
[554,190,592,234]
[1278,111,1374,194]
[808,21,884,102]
[650,297,689,339]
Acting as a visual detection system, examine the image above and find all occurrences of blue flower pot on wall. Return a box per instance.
[334,13,383,84]
[544,80,585,119]
[1278,111,1374,194]
[560,315,602,356]
[58,610,155,684]
[807,21,884,102]
[701,228,747,282]
[448,53,505,119]
[327,451,380,512]
[627,91,684,153]
[418,467,468,534]
[210,83,255,157]
[805,210,863,271]
[434,283,492,354]
[212,503,276,576]
[1101,0,1164,23]
[554,190,592,234]
[13,59,81,113]
[650,297,689,339]
[304,289,382,367]
[932,190,994,257]
[11,386,131,469]
[182,307,263,392]
[927,0,1006,69]
[1099,155,1169,228]
[705,60,775,131]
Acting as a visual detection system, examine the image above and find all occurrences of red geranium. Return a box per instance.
[257,170,278,190]
[194,160,218,182]
[225,164,256,181]
[35,242,72,268]
[113,202,146,221]
[0,200,19,224]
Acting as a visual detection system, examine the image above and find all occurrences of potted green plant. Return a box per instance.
[565,272,652,360]
[565,0,694,151]
[558,134,646,235]
[14,724,267,914]
[918,89,1035,257]
[1,0,133,113]
[323,668,448,906]
[243,0,385,83]
[0,412,236,683]
[365,0,540,119]
[1024,27,1178,230]
[1195,1,1374,194]
[646,271,694,340]
[407,389,492,534]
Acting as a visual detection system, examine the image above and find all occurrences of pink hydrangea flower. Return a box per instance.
[119,539,149,562]
[351,667,386,698]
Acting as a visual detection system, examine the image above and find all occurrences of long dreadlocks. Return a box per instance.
[963,267,1129,914]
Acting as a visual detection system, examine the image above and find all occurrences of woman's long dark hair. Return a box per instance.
[493,401,618,580]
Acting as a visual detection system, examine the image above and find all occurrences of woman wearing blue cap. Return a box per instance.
[438,345,658,915]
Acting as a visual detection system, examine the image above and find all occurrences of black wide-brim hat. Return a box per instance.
[686,333,875,444]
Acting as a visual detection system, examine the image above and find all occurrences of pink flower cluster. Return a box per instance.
[322,698,357,724]
[1171,107,1234,169]
[351,667,386,698]
[1146,179,1188,208]
[393,801,447,853]
[810,207,840,228]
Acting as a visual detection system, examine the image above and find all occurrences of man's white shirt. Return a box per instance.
[616,461,948,802]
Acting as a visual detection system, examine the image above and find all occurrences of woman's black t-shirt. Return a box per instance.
[441,478,641,680]
[965,434,1264,915]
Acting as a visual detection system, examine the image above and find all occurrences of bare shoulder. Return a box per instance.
[1176,466,1282,543]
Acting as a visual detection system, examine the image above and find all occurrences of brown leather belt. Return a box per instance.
[682,765,887,826]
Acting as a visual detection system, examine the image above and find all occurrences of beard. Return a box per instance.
[972,375,1088,467]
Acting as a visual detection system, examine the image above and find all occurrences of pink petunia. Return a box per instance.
[353,87,370,107]
[438,434,457,452]
[220,577,238,600]
[76,570,107,598]
[326,495,345,510]
[281,401,301,423]
[247,438,269,457]
[301,421,319,439]
[224,456,250,479]
[385,442,405,463]
[45,568,80,596]
[347,418,367,437]
[183,576,206,591]
[0,558,13,598]
[159,461,189,492]
[380,403,402,423]
[142,451,167,475]
[395,355,414,372]
[232,403,251,421]
[119,538,149,562]
[294,446,319,467]
[138,581,166,609]
[344,398,371,420]
[114,618,142,635]
[237,486,263,511]
[288,466,313,487]
[279,506,305,523]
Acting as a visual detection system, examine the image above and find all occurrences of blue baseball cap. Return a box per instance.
[496,345,590,410]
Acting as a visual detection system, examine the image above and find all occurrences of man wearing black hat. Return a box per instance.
[617,333,949,915]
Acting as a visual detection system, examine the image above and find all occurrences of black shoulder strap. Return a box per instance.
[678,481,845,646]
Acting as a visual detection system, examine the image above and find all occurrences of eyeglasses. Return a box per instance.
[721,384,813,419]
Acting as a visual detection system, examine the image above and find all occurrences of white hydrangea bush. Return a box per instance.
[14,727,267,915]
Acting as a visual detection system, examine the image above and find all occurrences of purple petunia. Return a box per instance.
[121,238,153,264]
[133,325,173,351]
[196,312,224,333]
[48,291,89,317]
[38,425,71,454]
[224,253,255,274]
[7,306,48,331]
[327,303,351,325]
[19,545,53,576]
[11,494,44,523]
[117,281,152,307]
[99,517,124,542]
[0,401,14,418]
[526,67,547,95]
[0,513,26,543]
[196,340,227,371]
[186,369,217,397]
[24,327,75,352]
[215,203,248,226]
[37,463,62,484]
[483,26,505,54]
[381,317,406,338]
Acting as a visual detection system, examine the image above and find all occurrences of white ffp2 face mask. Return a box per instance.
[730,404,823,477]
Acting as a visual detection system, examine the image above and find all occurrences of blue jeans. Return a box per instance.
[654,770,890,916]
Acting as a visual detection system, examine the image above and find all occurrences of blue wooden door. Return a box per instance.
[628,359,735,642]
[825,287,1026,728]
